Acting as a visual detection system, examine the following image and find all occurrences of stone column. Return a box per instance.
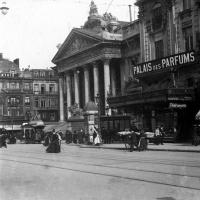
[93,62,99,99]
[103,59,111,114]
[74,70,80,106]
[84,67,90,104]
[59,77,64,122]
[110,65,116,97]
[66,73,71,118]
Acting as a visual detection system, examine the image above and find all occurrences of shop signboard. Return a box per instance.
[132,51,197,76]
[169,103,187,109]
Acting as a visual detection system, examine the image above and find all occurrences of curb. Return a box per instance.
[79,145,200,153]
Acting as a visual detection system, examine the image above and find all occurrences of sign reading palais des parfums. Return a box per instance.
[132,51,198,75]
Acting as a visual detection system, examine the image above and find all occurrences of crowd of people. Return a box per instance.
[65,126,102,146]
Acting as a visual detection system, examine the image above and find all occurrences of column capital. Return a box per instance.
[102,58,110,65]
[92,61,99,67]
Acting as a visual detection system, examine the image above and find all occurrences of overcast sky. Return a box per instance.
[0,0,137,69]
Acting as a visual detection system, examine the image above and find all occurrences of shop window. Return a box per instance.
[183,0,191,10]
[152,4,162,30]
[183,27,193,51]
[50,113,55,121]
[41,112,46,119]
[187,78,194,87]
[155,40,164,59]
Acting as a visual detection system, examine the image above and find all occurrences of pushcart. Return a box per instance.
[118,130,148,151]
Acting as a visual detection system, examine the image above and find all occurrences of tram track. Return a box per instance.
[1,151,200,180]
[0,156,200,191]
[5,149,200,169]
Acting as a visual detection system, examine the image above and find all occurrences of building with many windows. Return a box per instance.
[0,54,59,133]
[108,0,200,141]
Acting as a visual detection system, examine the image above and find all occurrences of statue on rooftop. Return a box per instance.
[89,0,98,16]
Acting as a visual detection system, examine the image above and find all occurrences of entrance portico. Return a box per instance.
[52,28,122,120]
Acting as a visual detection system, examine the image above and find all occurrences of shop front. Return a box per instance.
[108,51,200,142]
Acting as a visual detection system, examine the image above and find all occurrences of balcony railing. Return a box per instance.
[107,88,194,105]
[33,91,58,95]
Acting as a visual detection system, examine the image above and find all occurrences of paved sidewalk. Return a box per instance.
[78,142,200,153]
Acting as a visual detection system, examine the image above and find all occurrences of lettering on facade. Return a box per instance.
[169,103,187,109]
[168,96,192,101]
[132,51,196,75]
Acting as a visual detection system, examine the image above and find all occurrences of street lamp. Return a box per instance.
[94,93,101,137]
[0,1,9,15]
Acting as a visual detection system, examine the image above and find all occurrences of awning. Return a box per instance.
[3,125,22,131]
[43,122,69,133]
[196,110,200,120]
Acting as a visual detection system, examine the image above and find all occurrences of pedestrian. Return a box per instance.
[154,126,161,145]
[159,125,165,145]
[46,129,61,153]
[0,129,7,148]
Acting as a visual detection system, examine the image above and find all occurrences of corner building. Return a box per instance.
[108,0,200,141]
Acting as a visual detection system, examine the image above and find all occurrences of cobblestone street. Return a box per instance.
[0,143,200,200]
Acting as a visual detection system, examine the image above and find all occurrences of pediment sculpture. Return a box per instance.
[64,36,97,56]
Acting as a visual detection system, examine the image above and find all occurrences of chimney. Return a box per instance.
[128,5,132,22]
[13,58,19,67]
[0,53,3,60]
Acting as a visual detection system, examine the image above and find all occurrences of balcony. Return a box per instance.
[107,88,194,107]
[33,91,58,95]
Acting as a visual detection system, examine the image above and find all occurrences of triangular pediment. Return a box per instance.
[52,28,103,63]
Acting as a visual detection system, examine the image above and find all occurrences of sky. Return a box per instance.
[0,0,137,69]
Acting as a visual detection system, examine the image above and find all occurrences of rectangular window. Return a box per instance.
[34,84,39,94]
[10,82,16,89]
[34,71,39,78]
[25,97,30,105]
[50,99,56,107]
[24,83,30,90]
[35,98,39,107]
[152,6,162,30]
[40,71,45,77]
[49,84,55,93]
[41,84,46,94]
[41,99,46,108]
[155,40,164,59]
[183,0,191,10]
[49,71,54,78]
[183,27,193,51]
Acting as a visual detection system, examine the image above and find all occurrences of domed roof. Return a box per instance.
[84,101,98,111]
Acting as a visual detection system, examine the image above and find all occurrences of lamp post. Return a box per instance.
[0,1,9,15]
[94,93,101,137]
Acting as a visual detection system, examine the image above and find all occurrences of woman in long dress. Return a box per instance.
[93,127,102,146]
[46,130,61,153]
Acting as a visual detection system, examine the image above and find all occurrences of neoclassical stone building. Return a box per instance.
[52,1,140,122]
